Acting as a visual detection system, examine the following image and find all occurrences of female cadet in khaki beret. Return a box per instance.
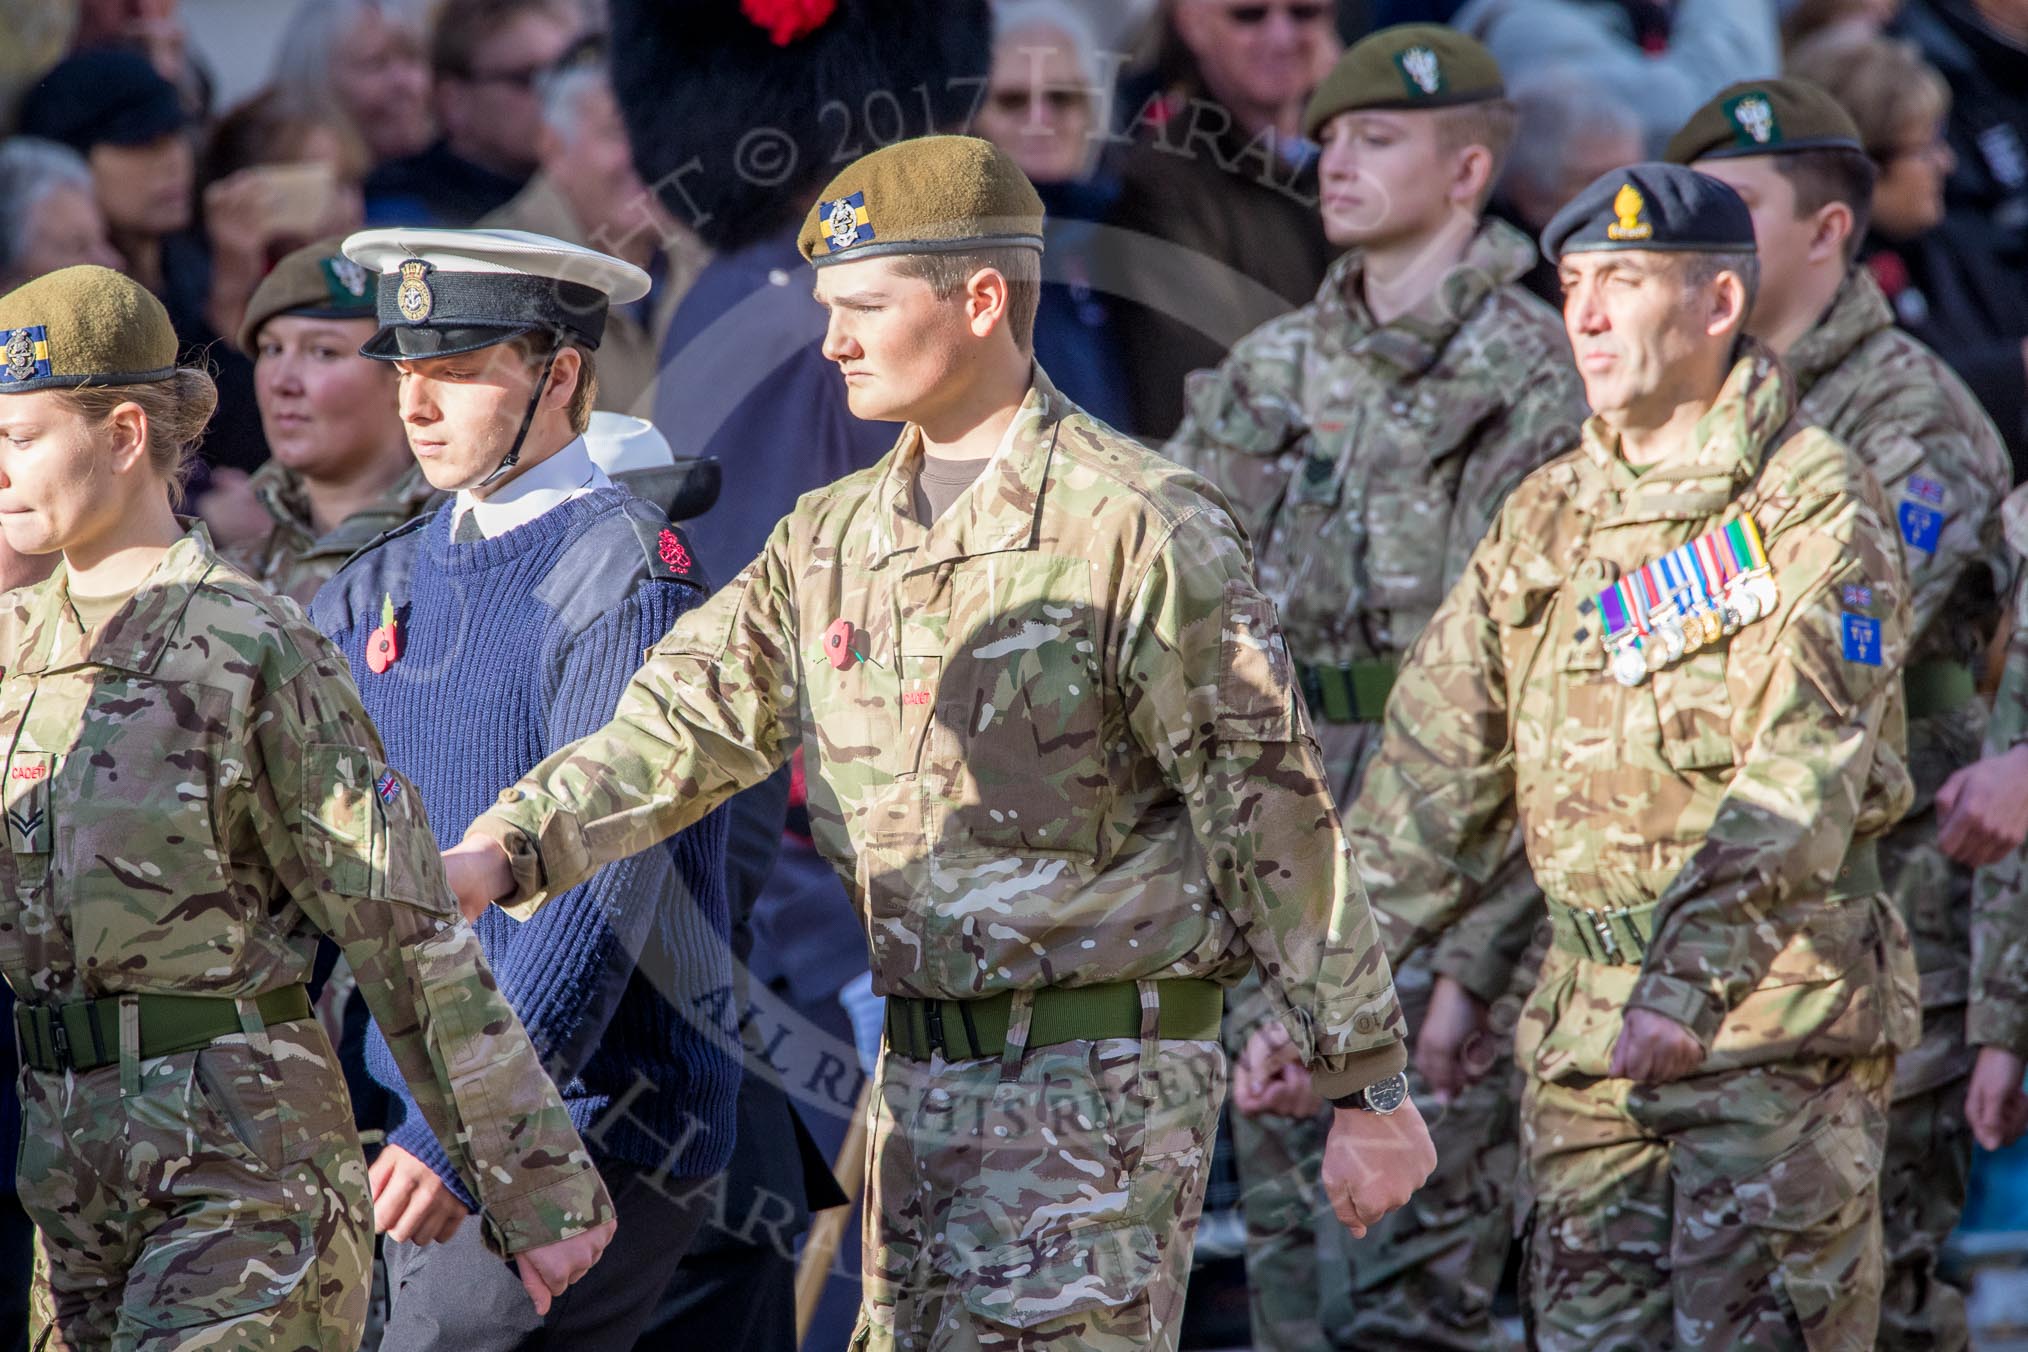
[0,264,612,1349]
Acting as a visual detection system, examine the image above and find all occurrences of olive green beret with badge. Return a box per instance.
[1304,23,1505,138]
[1663,78,1864,165]
[798,135,1045,267]
[0,264,178,395]
[237,236,380,353]
[1541,162,1756,261]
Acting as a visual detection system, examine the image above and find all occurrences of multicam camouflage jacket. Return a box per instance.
[226,458,444,607]
[470,368,1408,1096]
[1166,217,1586,675]
[0,526,609,1254]
[1788,265,2012,1090]
[1348,350,1919,1071]
[1164,215,1584,1003]
[1972,485,2028,1057]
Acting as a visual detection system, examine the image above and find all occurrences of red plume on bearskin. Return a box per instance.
[740,0,837,45]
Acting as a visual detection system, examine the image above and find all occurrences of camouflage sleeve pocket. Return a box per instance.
[299,744,442,910]
[1215,581,1298,744]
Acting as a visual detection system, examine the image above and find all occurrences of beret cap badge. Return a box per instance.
[395,259,434,325]
[822,192,873,253]
[1726,93,1777,146]
[1606,184,1653,242]
[2,328,46,384]
[1395,45,1443,96]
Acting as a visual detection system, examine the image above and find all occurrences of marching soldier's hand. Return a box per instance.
[1966,1046,2028,1152]
[1415,975,1493,1104]
[1609,1007,1705,1083]
[1936,745,2028,867]
[443,835,515,923]
[1322,1099,1437,1239]
[515,1218,619,1317]
[1234,1021,1325,1118]
[369,1145,470,1246]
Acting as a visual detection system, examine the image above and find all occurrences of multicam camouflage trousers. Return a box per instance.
[1225,963,1522,1352]
[852,1012,1226,1350]
[1878,771,1981,1352]
[1523,1054,1893,1351]
[21,1017,372,1351]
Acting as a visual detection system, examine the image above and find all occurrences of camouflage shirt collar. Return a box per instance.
[1325,216,1538,376]
[19,522,220,675]
[1782,268,1894,396]
[1578,342,1796,494]
[250,459,441,560]
[866,365,1064,568]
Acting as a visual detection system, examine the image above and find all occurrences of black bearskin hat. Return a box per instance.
[608,0,993,254]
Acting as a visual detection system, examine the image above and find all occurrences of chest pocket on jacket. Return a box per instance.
[934,555,1105,858]
[61,676,228,977]
[1359,390,1501,624]
[1649,648,1736,773]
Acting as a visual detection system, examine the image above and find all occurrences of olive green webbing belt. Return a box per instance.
[1903,660,1976,720]
[1546,840,1884,966]
[1296,658,1398,725]
[885,979,1224,1061]
[14,985,311,1074]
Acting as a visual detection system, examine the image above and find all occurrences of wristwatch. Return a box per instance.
[1334,1069,1410,1115]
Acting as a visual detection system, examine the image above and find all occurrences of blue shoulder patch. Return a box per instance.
[1898,500,1943,554]
[1841,612,1882,666]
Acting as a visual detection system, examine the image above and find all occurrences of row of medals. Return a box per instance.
[1595,519,1779,687]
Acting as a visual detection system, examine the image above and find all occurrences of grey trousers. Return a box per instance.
[378,1161,709,1352]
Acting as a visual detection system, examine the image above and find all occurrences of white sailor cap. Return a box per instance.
[340,227,651,361]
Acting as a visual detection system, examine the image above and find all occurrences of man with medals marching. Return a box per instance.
[1663,79,2017,1349]
[1303,162,1919,1345]
[1163,28,1585,1351]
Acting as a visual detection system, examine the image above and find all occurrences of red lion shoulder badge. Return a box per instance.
[657,529,692,576]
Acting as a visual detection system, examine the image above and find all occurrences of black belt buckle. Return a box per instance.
[924,1001,947,1060]
[49,1018,71,1073]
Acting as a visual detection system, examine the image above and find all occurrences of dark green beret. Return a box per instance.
[1663,78,1864,165]
[1541,162,1756,261]
[798,136,1044,267]
[1304,24,1505,138]
[238,236,379,352]
[0,265,178,394]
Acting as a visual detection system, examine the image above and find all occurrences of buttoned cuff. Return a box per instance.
[1433,938,1521,1007]
[1310,1037,1407,1102]
[1968,1000,2028,1061]
[1626,971,1721,1048]
[477,1160,614,1258]
[464,807,566,922]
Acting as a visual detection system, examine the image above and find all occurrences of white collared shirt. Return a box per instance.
[451,435,612,539]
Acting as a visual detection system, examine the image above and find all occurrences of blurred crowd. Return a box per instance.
[1,0,2023,529]
[1,0,2028,1346]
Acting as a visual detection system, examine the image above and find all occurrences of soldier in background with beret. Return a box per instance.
[1665,79,2015,1351]
[1169,24,1584,1352]
[1309,164,1919,1345]
[228,237,442,609]
[0,263,614,1349]
[438,134,1437,1351]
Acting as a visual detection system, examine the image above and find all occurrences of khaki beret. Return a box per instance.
[1542,162,1755,261]
[1664,79,1864,165]
[0,265,178,395]
[1305,24,1505,139]
[237,236,380,353]
[798,135,1044,267]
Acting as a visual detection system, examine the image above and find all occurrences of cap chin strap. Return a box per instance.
[476,330,564,491]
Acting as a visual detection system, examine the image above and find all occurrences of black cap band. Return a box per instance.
[360,269,610,361]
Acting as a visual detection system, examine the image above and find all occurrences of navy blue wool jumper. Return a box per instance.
[314,486,737,1205]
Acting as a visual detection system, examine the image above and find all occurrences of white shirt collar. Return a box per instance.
[452,435,611,539]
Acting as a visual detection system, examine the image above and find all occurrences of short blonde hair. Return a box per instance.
[55,369,218,504]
